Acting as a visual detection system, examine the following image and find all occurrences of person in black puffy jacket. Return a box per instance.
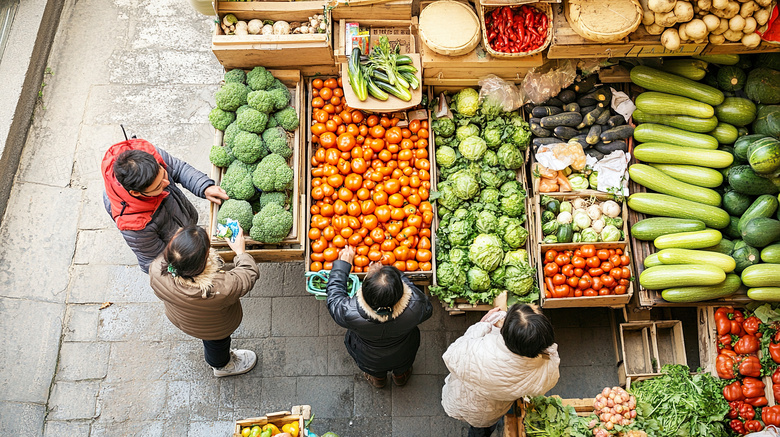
[326,245,433,388]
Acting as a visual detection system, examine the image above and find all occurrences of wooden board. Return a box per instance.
[208,69,306,250]
[701,41,778,55]
[341,54,422,112]
[331,0,413,20]
[334,18,418,64]
[547,4,633,59]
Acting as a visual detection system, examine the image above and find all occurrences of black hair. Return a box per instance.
[163,225,210,278]
[501,304,554,358]
[362,266,404,315]
[113,149,161,193]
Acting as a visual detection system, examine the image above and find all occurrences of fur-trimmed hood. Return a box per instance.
[356,282,414,322]
[170,249,225,298]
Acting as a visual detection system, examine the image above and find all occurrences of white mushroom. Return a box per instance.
[262,24,274,35]
[247,19,263,35]
[273,20,291,35]
[645,22,666,34]
[703,14,721,30]
[743,16,757,32]
[649,0,677,12]
[709,32,726,43]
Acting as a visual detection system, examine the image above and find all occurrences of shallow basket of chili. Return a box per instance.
[476,0,553,58]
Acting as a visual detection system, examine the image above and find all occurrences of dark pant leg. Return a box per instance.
[467,423,497,437]
[392,363,411,375]
[203,336,231,368]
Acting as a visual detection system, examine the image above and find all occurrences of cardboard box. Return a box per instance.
[370,26,414,54]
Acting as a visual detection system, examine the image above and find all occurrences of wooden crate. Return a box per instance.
[420,40,543,85]
[701,41,779,55]
[331,0,413,20]
[212,2,334,69]
[333,18,417,64]
[533,191,631,247]
[234,405,310,437]
[208,70,306,254]
[619,320,686,379]
[625,26,707,57]
[547,4,633,59]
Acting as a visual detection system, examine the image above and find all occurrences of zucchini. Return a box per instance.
[578,107,604,129]
[563,103,580,113]
[747,287,780,301]
[607,115,625,128]
[644,253,663,268]
[748,137,780,174]
[530,122,551,137]
[761,243,780,263]
[585,149,604,160]
[738,194,779,234]
[639,264,726,290]
[600,125,634,142]
[532,106,563,117]
[661,274,742,303]
[649,164,724,188]
[706,238,735,255]
[553,126,580,140]
[657,248,735,272]
[708,123,739,145]
[654,229,723,250]
[558,90,576,104]
[742,264,780,287]
[574,75,599,94]
[631,217,707,241]
[532,137,561,147]
[632,109,719,133]
[661,59,708,81]
[715,97,757,127]
[634,123,719,150]
[627,192,731,229]
[693,54,740,65]
[635,91,715,119]
[541,112,583,128]
[735,134,766,161]
[722,190,755,217]
[545,97,565,107]
[586,125,602,145]
[595,108,612,125]
[629,164,721,206]
[728,165,779,196]
[580,105,597,115]
[594,141,628,154]
[742,217,780,248]
[634,143,734,168]
[631,66,725,106]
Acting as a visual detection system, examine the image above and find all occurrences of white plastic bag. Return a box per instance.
[478,75,524,112]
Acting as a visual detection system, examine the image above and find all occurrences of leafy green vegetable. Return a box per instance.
[459,136,488,161]
[450,170,480,199]
[433,117,456,137]
[436,146,458,168]
[468,234,504,272]
[456,124,480,142]
[453,88,480,117]
[467,266,491,291]
[497,143,524,169]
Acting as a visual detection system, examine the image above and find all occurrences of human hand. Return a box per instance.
[339,246,356,264]
[205,185,229,205]
[225,225,246,255]
[366,261,382,276]
[480,307,506,326]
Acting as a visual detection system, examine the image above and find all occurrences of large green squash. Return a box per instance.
[715,97,757,127]
[756,53,780,71]
[731,239,761,274]
[749,137,780,174]
[717,66,746,91]
[754,105,780,137]
[745,68,780,104]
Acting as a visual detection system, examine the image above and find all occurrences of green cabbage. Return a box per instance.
[436,146,458,168]
[480,188,500,204]
[476,210,499,234]
[451,171,480,200]
[467,267,491,291]
[601,224,622,242]
[433,117,456,137]
[468,234,504,272]
[456,124,480,142]
[500,180,523,196]
[507,114,532,149]
[502,219,528,249]
[503,249,528,266]
[491,266,506,287]
[482,150,499,167]
[448,219,473,246]
[497,143,524,170]
[459,136,487,161]
[581,228,599,242]
[501,192,526,218]
[505,264,535,296]
[572,211,592,232]
[482,123,504,148]
[480,170,504,189]
[436,262,466,288]
[453,88,479,117]
[568,173,590,191]
[449,247,470,264]
[453,208,471,220]
[604,216,624,229]
[436,182,461,211]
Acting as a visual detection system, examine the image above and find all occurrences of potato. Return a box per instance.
[678,22,691,39]
[713,0,729,8]
[730,14,746,30]
[698,0,712,9]
[723,28,744,40]
[661,28,682,49]
[703,14,721,30]
[743,16,757,32]
[710,33,726,43]
[641,0,657,25]
[754,7,770,24]
[742,32,761,47]
[740,1,758,17]
[645,22,667,34]
[649,0,677,12]
[675,1,696,21]
[755,0,772,6]
[656,10,679,26]
[686,18,709,38]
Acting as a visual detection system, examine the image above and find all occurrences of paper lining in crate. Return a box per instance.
[208,69,306,251]
[234,405,310,437]
[476,0,553,58]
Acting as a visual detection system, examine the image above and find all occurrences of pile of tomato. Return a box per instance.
[307,77,434,273]
[542,245,632,299]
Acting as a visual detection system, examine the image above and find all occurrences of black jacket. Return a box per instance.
[326,260,433,373]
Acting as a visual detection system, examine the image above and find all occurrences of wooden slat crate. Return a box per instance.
[330,0,413,20]
[208,69,306,261]
[625,26,707,57]
[618,320,686,379]
[234,405,310,437]
[212,2,334,69]
[701,41,779,55]
[547,4,633,59]
[333,18,417,64]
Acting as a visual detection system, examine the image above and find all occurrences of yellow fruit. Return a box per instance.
[249,425,262,437]
[242,427,251,437]
[263,424,281,434]
[282,422,299,437]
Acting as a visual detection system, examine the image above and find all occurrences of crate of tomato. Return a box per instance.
[477,0,552,57]
[305,76,435,282]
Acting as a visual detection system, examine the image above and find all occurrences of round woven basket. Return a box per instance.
[419,0,481,56]
[478,2,553,58]
[565,0,642,43]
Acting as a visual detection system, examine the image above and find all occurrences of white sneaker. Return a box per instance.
[212,349,257,377]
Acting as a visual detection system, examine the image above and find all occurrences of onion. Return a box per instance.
[605,421,614,430]
[624,411,632,419]
[610,415,620,424]
[607,399,615,408]
[602,387,611,397]
[614,394,624,404]
[601,407,610,414]
[615,404,623,413]
[630,410,637,419]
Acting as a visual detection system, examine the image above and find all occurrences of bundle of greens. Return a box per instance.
[523,396,581,437]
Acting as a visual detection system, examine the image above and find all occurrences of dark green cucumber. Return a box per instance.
[728,165,779,196]
[586,125,601,145]
[742,217,780,248]
[532,106,563,117]
[731,239,760,273]
[553,126,580,140]
[722,190,755,216]
[541,112,583,128]
[706,238,735,255]
[600,125,634,142]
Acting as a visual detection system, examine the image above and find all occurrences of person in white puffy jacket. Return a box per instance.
[441,303,560,437]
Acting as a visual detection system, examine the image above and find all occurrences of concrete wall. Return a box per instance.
[0,0,64,225]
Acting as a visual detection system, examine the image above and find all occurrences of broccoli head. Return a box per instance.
[223,68,246,84]
[221,160,257,200]
[252,153,293,192]
[247,90,275,114]
[236,105,251,117]
[268,87,290,111]
[250,203,293,243]
[273,106,299,131]
[215,82,249,111]
[259,191,289,209]
[246,66,275,91]
[217,199,254,233]
[209,108,235,131]
[266,115,278,129]
[262,127,292,158]
[236,108,268,134]
[232,131,268,164]
[209,145,235,168]
[250,199,263,214]
[223,122,241,149]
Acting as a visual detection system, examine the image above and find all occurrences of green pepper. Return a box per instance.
[259,429,273,437]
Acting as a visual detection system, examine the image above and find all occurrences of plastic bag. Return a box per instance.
[521,59,577,104]
[535,141,587,171]
[748,425,780,437]
[478,75,525,112]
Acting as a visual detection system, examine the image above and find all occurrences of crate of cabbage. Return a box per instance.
[207,68,306,259]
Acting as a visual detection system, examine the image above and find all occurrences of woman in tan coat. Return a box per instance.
[149,224,259,377]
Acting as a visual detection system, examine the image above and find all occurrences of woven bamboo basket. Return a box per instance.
[564,0,642,43]
[419,0,482,56]
[477,1,553,58]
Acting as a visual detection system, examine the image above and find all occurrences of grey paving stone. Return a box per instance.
[97,302,188,342]
[232,297,271,338]
[392,416,432,436]
[261,336,328,377]
[56,342,109,381]
[232,377,262,419]
[312,417,393,437]
[247,263,285,298]
[165,340,211,381]
[70,124,118,187]
[0,401,45,437]
[297,376,354,419]
[430,415,471,437]
[0,183,80,302]
[73,229,138,266]
[271,296,319,337]
[282,262,309,297]
[96,381,166,423]
[129,6,214,52]
[47,381,99,420]
[43,420,91,437]
[258,377,296,414]
[83,84,214,126]
[163,421,190,437]
[218,378,236,421]
[414,330,450,376]
[557,326,617,367]
[162,380,190,423]
[106,341,170,382]
[108,49,221,85]
[91,420,164,437]
[77,179,115,230]
[69,264,154,304]
[391,374,446,417]
[189,378,221,421]
[0,298,64,403]
[318,301,346,337]
[353,377,392,417]
[551,364,620,399]
[188,421,235,437]
[63,304,99,342]
[327,335,356,376]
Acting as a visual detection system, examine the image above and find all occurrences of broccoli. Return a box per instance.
[236,108,269,134]
[221,160,257,200]
[268,87,290,111]
[253,153,293,192]
[223,122,241,149]
[215,82,249,111]
[266,115,278,129]
[236,105,251,117]
[273,106,299,131]
[250,203,293,243]
[247,90,275,114]
[259,191,289,209]
[217,199,254,232]
[209,145,235,167]
[262,127,292,158]
[224,68,246,84]
[246,66,275,91]
[209,108,236,131]
[232,131,268,164]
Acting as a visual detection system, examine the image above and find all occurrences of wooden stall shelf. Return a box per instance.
[547,4,633,59]
[330,0,413,21]
[625,26,707,57]
[533,191,631,247]
[212,2,334,70]
[701,41,779,55]
[208,70,305,258]
[234,405,310,437]
[420,40,543,85]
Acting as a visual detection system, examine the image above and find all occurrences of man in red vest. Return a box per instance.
[101,138,229,273]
